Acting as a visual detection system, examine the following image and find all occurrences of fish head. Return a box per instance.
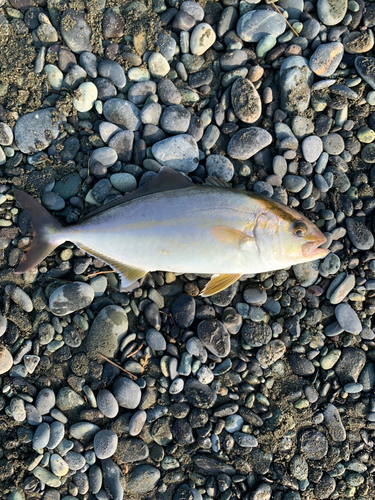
[254,199,330,268]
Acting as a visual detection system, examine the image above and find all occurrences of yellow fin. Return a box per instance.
[78,244,147,288]
[200,273,242,297]
[211,226,253,248]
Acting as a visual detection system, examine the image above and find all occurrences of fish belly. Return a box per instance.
[67,188,267,274]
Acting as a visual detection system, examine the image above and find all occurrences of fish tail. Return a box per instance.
[13,189,65,274]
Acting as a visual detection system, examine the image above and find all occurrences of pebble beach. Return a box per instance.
[1,0,375,499]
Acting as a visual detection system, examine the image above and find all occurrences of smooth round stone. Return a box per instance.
[69,422,100,440]
[56,387,85,412]
[346,217,374,250]
[61,9,92,53]
[237,10,286,43]
[330,275,355,304]
[10,398,26,422]
[63,64,87,90]
[300,429,328,459]
[128,81,157,105]
[33,422,50,450]
[113,377,141,409]
[197,319,230,358]
[94,430,118,459]
[158,79,181,106]
[90,275,108,298]
[160,106,191,134]
[184,379,217,409]
[108,131,134,162]
[103,99,141,131]
[280,56,313,114]
[50,454,69,476]
[233,432,258,448]
[196,365,214,384]
[14,107,66,155]
[0,122,13,146]
[44,64,63,91]
[98,60,126,88]
[231,78,261,124]
[241,322,272,347]
[98,122,121,144]
[181,0,204,21]
[127,67,150,81]
[42,192,65,210]
[335,303,362,334]
[290,455,308,481]
[169,378,184,394]
[324,403,346,442]
[227,127,272,160]
[91,146,118,168]
[129,410,147,436]
[148,52,170,78]
[33,467,61,488]
[317,0,348,26]
[322,133,345,155]
[288,354,315,376]
[125,465,161,494]
[157,33,177,61]
[65,451,86,471]
[302,136,323,163]
[320,253,340,277]
[84,305,128,360]
[256,339,286,367]
[355,56,375,90]
[283,175,306,193]
[309,42,344,77]
[146,328,167,351]
[141,102,162,126]
[109,172,136,193]
[243,286,267,306]
[344,382,363,393]
[73,82,98,112]
[47,421,65,449]
[49,282,94,316]
[206,154,234,182]
[35,388,56,415]
[256,34,276,58]
[94,77,117,101]
[320,349,341,370]
[97,389,119,418]
[190,23,216,55]
[0,344,13,374]
[362,143,375,162]
[344,30,374,54]
[152,134,198,172]
[225,414,244,433]
[186,337,207,363]
[314,476,336,499]
[5,285,33,312]
[79,52,97,78]
[103,11,124,37]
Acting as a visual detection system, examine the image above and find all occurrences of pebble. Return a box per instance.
[103,99,141,131]
[113,377,142,409]
[97,389,119,418]
[129,410,147,436]
[197,319,230,358]
[335,303,362,334]
[84,305,128,360]
[94,430,118,459]
[61,9,92,53]
[125,465,160,493]
[256,340,286,367]
[317,0,348,26]
[49,282,94,316]
[33,466,61,488]
[320,349,341,370]
[227,127,272,160]
[300,430,328,460]
[190,23,216,55]
[324,403,346,441]
[115,438,149,463]
[0,122,14,146]
[231,78,261,124]
[146,328,167,350]
[302,136,323,163]
[33,422,50,450]
[206,155,234,182]
[152,134,199,172]
[35,388,56,415]
[160,106,191,135]
[346,217,374,249]
[280,56,313,114]
[184,379,217,408]
[236,10,286,43]
[355,56,375,90]
[148,53,170,78]
[98,60,126,88]
[70,422,100,440]
[0,345,13,374]
[309,42,344,77]
[14,107,66,154]
[56,387,85,412]
[102,458,123,500]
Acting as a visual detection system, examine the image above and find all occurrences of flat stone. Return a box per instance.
[302,136,323,163]
[324,403,346,441]
[256,340,286,367]
[334,347,366,385]
[227,127,272,160]
[237,10,286,43]
[103,99,141,131]
[97,389,119,418]
[330,274,356,304]
[56,387,85,412]
[280,56,313,114]
[355,56,375,90]
[33,466,61,488]
[152,134,199,172]
[205,155,234,182]
[309,42,344,77]
[231,78,261,124]
[197,319,230,358]
[61,9,92,54]
[346,217,374,250]
[125,465,160,493]
[14,107,66,155]
[317,0,348,26]
[115,438,149,463]
[49,282,94,316]
[94,430,118,459]
[335,303,362,334]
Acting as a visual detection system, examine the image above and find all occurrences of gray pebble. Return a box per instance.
[129,410,147,436]
[36,388,56,415]
[335,303,362,334]
[98,60,126,88]
[237,10,286,43]
[113,377,142,409]
[49,282,94,316]
[97,389,119,418]
[94,430,118,459]
[160,106,191,134]
[103,99,141,131]
[227,127,272,160]
[152,134,199,172]
[33,422,50,450]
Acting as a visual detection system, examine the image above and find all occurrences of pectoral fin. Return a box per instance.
[211,226,254,249]
[200,273,242,297]
[78,244,147,288]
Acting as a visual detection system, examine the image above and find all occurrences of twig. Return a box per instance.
[140,352,151,374]
[271,2,299,37]
[86,270,116,278]
[98,353,137,379]
[41,154,53,164]
[127,343,144,358]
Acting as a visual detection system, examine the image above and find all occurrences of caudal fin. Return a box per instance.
[14,189,64,274]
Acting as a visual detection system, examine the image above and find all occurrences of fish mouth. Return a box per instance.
[302,234,329,259]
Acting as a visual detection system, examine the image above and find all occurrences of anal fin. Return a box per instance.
[200,273,242,297]
[78,244,147,288]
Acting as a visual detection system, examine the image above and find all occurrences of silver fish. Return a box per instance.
[14,167,329,296]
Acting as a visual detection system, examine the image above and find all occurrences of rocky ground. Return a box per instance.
[1,0,375,499]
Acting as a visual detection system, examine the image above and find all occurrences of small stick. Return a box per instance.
[127,343,144,358]
[271,2,299,37]
[98,353,137,379]
[41,154,53,164]
[140,352,151,374]
[86,270,116,278]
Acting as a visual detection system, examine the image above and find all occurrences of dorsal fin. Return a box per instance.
[204,176,232,188]
[80,166,195,221]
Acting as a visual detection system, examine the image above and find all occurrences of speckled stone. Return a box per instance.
[227,127,272,160]
[309,43,344,77]
[237,10,286,43]
[190,23,216,55]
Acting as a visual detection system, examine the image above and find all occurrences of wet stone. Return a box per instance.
[172,294,196,328]
[197,319,230,358]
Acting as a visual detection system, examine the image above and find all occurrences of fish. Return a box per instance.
[13,166,329,296]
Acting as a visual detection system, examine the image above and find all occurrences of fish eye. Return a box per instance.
[293,222,308,237]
